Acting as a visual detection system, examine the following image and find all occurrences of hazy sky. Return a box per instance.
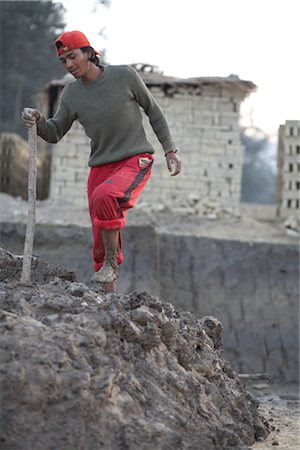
[54,0,300,137]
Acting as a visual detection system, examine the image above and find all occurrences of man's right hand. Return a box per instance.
[21,108,41,127]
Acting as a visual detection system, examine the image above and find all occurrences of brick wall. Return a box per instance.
[140,88,244,216]
[49,121,90,206]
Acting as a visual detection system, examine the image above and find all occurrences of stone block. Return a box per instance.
[216,99,236,112]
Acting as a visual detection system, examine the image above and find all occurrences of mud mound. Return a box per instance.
[0,247,76,283]
[0,249,269,450]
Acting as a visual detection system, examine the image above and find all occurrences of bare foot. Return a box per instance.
[91,270,118,294]
[98,260,119,283]
[91,260,119,284]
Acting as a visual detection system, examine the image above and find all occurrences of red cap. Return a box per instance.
[55,30,91,56]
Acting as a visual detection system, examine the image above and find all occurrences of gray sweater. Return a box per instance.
[37,64,176,166]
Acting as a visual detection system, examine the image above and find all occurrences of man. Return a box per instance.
[22,30,181,293]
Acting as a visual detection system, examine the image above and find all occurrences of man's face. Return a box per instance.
[59,48,90,78]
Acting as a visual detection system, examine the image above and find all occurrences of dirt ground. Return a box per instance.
[246,382,300,449]
[253,401,300,449]
[0,192,299,448]
[0,192,299,245]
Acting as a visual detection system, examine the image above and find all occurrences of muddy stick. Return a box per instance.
[21,123,37,282]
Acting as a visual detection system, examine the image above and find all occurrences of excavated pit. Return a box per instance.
[0,248,270,450]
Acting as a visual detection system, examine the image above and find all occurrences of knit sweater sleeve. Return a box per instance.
[128,66,176,153]
[37,94,76,143]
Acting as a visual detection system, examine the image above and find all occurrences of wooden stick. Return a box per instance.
[21,123,37,283]
[238,373,270,381]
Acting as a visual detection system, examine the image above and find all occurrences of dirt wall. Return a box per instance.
[0,222,298,384]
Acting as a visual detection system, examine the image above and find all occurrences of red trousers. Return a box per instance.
[87,153,153,272]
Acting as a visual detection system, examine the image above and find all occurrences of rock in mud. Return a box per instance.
[0,248,269,450]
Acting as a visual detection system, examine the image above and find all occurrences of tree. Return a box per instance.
[94,0,110,7]
[0,1,66,137]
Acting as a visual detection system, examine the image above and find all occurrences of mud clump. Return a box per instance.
[0,248,269,450]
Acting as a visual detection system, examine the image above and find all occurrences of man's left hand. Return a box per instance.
[165,151,181,176]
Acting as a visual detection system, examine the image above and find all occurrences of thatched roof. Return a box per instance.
[42,63,256,102]
[132,63,256,99]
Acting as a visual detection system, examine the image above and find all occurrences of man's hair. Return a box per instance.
[81,46,100,67]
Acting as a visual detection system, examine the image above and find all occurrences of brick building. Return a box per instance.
[277,120,300,219]
[37,64,256,215]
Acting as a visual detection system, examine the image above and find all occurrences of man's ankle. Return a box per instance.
[102,280,117,293]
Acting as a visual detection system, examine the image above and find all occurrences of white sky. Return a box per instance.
[54,0,300,138]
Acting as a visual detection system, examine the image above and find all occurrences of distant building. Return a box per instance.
[37,64,256,216]
[277,120,300,219]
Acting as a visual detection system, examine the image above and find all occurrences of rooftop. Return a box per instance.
[43,62,256,100]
